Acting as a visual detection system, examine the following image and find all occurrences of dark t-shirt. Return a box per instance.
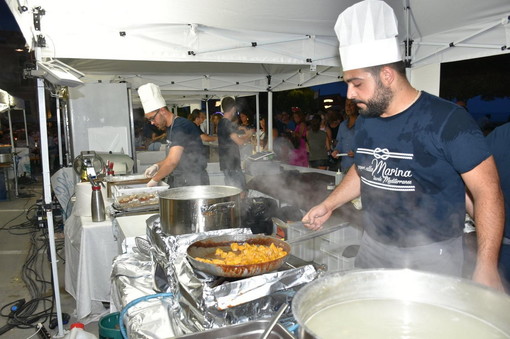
[218,117,241,171]
[144,122,164,139]
[486,123,510,239]
[166,116,207,174]
[354,92,490,247]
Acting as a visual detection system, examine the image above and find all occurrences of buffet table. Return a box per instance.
[64,210,154,322]
[64,213,118,322]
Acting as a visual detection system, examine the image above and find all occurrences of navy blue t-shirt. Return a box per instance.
[486,123,510,239]
[166,116,207,174]
[354,92,490,246]
[218,117,241,171]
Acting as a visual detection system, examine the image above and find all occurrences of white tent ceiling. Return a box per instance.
[6,0,510,105]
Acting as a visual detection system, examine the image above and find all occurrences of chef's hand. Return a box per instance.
[348,150,355,157]
[302,204,332,231]
[472,264,505,292]
[147,179,159,187]
[144,164,159,178]
[331,150,339,158]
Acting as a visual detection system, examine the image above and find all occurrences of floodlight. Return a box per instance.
[33,59,85,88]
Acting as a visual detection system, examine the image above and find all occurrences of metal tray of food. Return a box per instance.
[175,319,294,339]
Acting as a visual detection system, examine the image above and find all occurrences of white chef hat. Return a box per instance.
[138,83,166,114]
[335,0,401,71]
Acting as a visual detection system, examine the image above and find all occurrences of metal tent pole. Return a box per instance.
[205,99,210,134]
[7,108,18,197]
[61,100,72,166]
[56,96,64,169]
[23,108,29,150]
[267,91,273,151]
[35,50,65,337]
[255,93,260,151]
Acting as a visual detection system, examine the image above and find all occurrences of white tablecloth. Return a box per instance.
[64,213,119,323]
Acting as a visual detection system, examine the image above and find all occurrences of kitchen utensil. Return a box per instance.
[293,269,510,339]
[159,185,242,235]
[259,303,289,339]
[174,319,294,339]
[187,234,290,278]
[271,217,349,244]
[334,153,348,158]
[73,151,105,180]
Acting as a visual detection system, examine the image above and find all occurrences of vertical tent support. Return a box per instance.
[22,108,29,151]
[35,48,65,337]
[61,100,72,167]
[127,87,137,173]
[56,96,64,169]
[255,93,260,151]
[205,99,210,134]
[7,108,18,197]
[267,91,273,151]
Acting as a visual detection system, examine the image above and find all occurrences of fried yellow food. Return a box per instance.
[194,242,287,265]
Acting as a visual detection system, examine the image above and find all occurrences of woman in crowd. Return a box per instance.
[288,107,309,167]
[307,114,330,170]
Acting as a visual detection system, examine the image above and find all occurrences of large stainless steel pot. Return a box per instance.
[293,269,510,339]
[159,185,242,235]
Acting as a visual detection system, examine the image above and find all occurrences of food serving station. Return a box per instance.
[94,171,510,339]
[106,176,333,338]
[6,0,510,335]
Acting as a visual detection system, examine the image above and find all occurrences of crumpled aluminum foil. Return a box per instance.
[110,252,155,310]
[111,215,322,337]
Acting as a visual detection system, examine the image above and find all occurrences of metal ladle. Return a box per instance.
[259,303,288,339]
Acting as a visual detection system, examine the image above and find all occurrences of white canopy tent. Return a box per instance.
[7,0,510,90]
[6,0,510,335]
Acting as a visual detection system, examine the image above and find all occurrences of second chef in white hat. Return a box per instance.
[302,0,504,290]
[138,83,210,187]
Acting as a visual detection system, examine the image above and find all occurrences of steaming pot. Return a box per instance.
[292,269,510,338]
[158,185,242,235]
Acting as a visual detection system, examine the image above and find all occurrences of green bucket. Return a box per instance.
[99,312,122,339]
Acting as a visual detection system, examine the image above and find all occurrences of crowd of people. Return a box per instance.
[136,100,361,175]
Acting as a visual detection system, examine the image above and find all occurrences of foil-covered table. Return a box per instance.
[110,215,323,338]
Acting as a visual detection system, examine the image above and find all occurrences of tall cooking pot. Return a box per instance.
[293,269,510,339]
[158,185,242,235]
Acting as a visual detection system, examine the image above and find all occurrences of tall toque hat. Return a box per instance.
[138,83,166,114]
[335,0,401,71]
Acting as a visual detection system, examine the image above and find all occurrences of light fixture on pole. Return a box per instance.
[31,59,85,88]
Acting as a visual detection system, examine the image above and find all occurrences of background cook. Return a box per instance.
[138,83,209,188]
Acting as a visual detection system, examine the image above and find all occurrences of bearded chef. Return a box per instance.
[302,0,504,290]
[138,83,210,187]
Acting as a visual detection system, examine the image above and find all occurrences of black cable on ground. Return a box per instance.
[0,199,66,334]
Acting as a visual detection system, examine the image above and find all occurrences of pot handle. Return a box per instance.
[201,201,236,216]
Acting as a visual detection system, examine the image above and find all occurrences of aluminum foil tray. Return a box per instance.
[176,319,294,339]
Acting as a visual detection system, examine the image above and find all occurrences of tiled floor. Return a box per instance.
[0,179,99,338]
